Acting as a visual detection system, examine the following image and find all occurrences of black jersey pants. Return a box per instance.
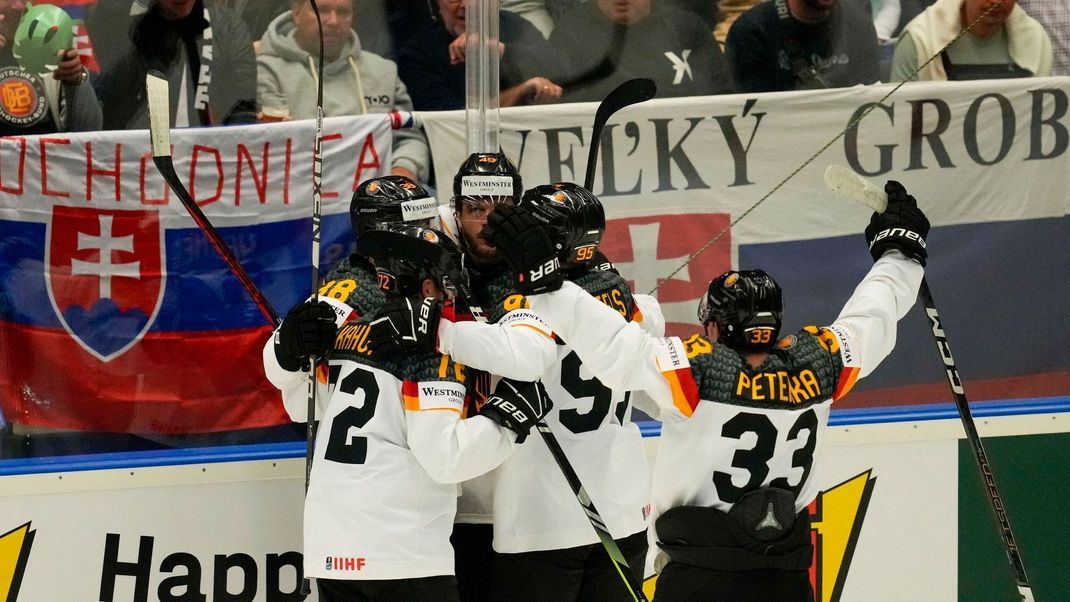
[316,575,460,601]
[488,529,647,602]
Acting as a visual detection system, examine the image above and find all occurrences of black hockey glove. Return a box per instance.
[480,379,553,444]
[484,205,563,295]
[865,180,930,266]
[275,301,337,372]
[368,297,442,356]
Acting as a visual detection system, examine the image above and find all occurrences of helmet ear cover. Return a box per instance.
[518,183,605,266]
[698,270,783,351]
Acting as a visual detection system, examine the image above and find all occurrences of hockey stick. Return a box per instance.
[299,0,326,595]
[584,78,657,191]
[146,72,281,327]
[359,231,647,602]
[823,165,1035,602]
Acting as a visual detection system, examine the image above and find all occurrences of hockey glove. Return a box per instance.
[275,301,337,372]
[865,180,930,266]
[484,205,563,295]
[369,297,442,356]
[480,379,553,444]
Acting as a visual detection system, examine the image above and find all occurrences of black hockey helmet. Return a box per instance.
[358,226,471,299]
[452,152,523,211]
[350,175,438,236]
[698,270,783,351]
[517,182,605,266]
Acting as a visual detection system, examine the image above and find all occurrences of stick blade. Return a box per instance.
[823,165,888,213]
[146,70,172,158]
[594,78,656,126]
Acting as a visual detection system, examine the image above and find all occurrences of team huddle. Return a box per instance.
[262,152,930,602]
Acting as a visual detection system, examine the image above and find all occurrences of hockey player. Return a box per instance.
[485,181,930,601]
[276,174,441,372]
[377,182,660,600]
[437,149,538,602]
[263,226,552,601]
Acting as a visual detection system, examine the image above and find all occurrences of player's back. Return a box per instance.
[652,328,844,526]
[480,268,651,553]
[303,320,466,581]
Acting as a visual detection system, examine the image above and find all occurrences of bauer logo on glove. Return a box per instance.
[524,257,561,286]
[869,227,926,249]
[484,395,532,426]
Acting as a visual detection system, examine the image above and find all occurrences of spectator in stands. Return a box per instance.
[258,0,429,183]
[716,0,761,44]
[550,0,735,103]
[0,0,101,135]
[726,0,880,92]
[399,0,566,111]
[1016,0,1067,76]
[95,0,257,129]
[890,0,1052,80]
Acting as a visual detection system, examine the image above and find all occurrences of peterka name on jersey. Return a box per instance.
[735,368,822,405]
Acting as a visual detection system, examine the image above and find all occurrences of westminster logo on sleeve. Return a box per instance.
[45,207,165,362]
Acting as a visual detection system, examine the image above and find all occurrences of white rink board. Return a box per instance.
[0,460,314,602]
[7,415,1057,601]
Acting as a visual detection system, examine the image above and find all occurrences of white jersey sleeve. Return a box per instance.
[527,282,690,419]
[262,296,359,423]
[436,309,558,381]
[404,379,517,483]
[633,293,666,337]
[826,250,923,381]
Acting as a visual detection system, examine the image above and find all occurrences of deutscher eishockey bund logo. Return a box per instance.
[45,206,165,362]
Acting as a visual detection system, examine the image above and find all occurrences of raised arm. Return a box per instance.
[527,281,691,418]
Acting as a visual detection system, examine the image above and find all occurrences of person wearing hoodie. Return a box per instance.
[891,0,1053,81]
[257,0,429,183]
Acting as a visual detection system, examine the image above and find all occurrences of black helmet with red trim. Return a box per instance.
[698,270,783,351]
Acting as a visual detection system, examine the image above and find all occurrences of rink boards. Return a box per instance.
[1,402,1067,602]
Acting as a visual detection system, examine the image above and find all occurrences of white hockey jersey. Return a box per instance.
[453,266,665,553]
[527,253,923,532]
[263,319,516,580]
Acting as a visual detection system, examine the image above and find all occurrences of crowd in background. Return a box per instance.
[0,0,1066,181]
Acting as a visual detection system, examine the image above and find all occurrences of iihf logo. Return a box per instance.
[325,557,332,571]
[45,206,165,362]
